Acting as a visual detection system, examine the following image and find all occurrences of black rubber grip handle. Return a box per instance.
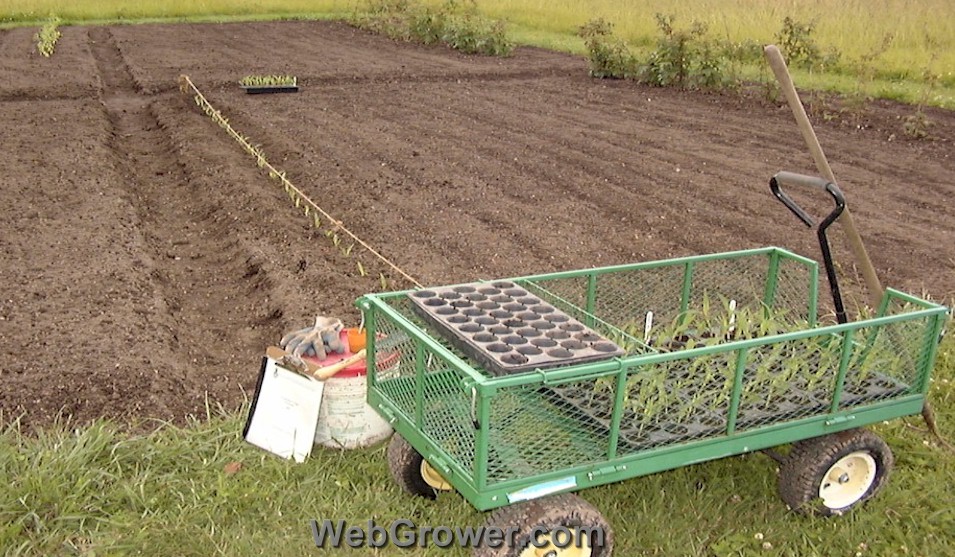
[770,171,844,227]
[769,171,848,324]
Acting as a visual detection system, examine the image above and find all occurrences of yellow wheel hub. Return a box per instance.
[420,460,452,491]
[518,530,594,557]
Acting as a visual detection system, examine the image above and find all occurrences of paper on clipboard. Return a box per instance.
[243,356,325,463]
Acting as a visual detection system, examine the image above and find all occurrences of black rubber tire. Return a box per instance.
[472,493,614,557]
[779,428,894,516]
[386,434,441,499]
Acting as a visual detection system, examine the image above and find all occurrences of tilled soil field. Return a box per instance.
[0,20,953,430]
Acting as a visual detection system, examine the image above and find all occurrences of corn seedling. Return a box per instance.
[239,75,297,87]
[179,74,423,290]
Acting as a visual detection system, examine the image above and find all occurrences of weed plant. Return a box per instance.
[773,17,839,71]
[34,17,60,57]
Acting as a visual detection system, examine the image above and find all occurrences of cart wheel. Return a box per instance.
[779,428,893,516]
[473,493,613,557]
[387,434,452,499]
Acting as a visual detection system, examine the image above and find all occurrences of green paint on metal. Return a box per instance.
[474,389,490,490]
[680,260,694,319]
[414,341,425,428]
[763,249,781,308]
[830,329,855,413]
[726,348,749,434]
[585,273,597,327]
[607,366,629,459]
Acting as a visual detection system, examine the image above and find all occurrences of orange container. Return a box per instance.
[346,327,367,353]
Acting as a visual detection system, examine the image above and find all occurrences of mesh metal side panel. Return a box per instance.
[590,265,687,332]
[526,252,816,359]
[735,337,837,431]
[686,256,769,315]
[840,299,934,409]
[485,380,612,484]
[370,304,476,476]
[773,256,817,323]
[524,276,589,316]
[611,355,737,454]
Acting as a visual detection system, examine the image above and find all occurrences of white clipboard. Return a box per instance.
[243,355,325,463]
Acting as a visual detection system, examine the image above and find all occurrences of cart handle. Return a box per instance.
[770,171,848,324]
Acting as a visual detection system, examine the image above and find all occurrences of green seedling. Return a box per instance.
[239,75,297,87]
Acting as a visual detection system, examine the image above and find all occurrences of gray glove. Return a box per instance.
[280,316,346,359]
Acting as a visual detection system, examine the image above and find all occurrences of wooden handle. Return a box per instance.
[311,349,367,380]
[265,346,367,380]
[763,45,885,308]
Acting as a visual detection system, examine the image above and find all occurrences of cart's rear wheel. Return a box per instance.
[779,428,893,516]
[387,434,452,499]
[473,493,613,557]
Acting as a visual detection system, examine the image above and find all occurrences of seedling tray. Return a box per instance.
[546,369,908,453]
[241,85,299,95]
[408,281,624,376]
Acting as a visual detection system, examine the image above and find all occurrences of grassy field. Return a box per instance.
[2,335,953,556]
[2,0,954,106]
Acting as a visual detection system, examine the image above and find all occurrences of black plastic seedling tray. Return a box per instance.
[241,85,299,94]
[408,281,625,377]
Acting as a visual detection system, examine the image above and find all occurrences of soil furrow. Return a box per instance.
[2,19,953,428]
[86,29,295,419]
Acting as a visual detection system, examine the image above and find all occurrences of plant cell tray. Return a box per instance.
[408,281,625,376]
[241,85,299,95]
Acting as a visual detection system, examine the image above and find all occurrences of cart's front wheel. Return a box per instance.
[779,428,893,516]
[387,434,452,499]
[473,493,613,557]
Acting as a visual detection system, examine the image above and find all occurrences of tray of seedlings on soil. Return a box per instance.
[357,246,947,507]
[239,74,298,94]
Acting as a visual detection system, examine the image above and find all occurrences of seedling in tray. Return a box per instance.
[239,74,299,94]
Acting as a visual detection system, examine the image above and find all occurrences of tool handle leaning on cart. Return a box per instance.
[763,44,885,309]
[770,171,848,324]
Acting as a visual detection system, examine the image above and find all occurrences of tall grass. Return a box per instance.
[1,333,953,556]
[6,0,953,80]
[472,0,955,83]
[0,0,353,24]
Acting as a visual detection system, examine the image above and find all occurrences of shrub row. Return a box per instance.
[350,0,513,57]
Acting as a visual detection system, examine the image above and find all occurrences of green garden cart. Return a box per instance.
[355,172,949,557]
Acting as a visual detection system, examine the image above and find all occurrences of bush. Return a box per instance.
[579,15,736,91]
[774,17,840,70]
[577,19,638,79]
[350,0,513,56]
[640,15,735,89]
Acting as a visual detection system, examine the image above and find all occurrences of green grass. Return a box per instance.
[2,0,954,106]
[2,334,953,556]
[0,0,353,24]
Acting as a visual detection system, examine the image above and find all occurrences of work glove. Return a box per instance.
[280,316,346,360]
